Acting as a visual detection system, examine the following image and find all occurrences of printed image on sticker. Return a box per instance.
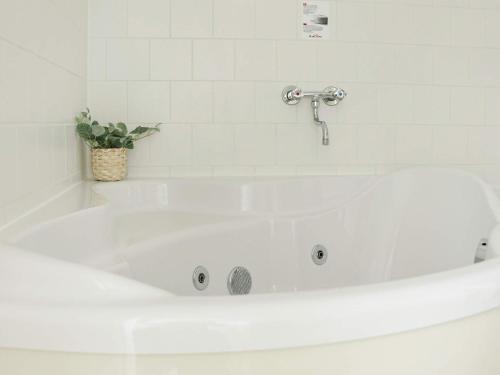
[302,1,330,39]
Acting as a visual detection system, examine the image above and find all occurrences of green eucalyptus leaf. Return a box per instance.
[91,124,106,137]
[129,125,160,141]
[109,124,125,136]
[129,126,149,135]
[122,136,134,149]
[76,123,92,140]
[107,135,123,148]
[116,122,128,135]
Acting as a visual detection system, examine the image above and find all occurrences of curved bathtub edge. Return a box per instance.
[0,244,173,305]
[1,258,500,354]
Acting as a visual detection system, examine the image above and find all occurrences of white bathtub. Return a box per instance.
[2,168,500,374]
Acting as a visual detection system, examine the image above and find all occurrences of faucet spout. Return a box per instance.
[318,121,329,146]
[312,97,329,146]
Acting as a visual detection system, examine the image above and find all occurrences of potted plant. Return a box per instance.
[76,109,160,182]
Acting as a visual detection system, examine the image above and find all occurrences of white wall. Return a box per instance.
[0,1,87,226]
[88,0,500,178]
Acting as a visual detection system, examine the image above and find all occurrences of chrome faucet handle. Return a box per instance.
[282,85,302,105]
[334,88,347,99]
[322,86,347,106]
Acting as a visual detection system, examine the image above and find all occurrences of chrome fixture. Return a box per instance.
[311,244,328,265]
[193,266,210,291]
[227,266,252,295]
[312,97,329,146]
[282,85,347,145]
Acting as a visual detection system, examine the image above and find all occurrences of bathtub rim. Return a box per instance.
[2,254,500,354]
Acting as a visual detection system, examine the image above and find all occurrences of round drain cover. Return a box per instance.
[227,266,252,295]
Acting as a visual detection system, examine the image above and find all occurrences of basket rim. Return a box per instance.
[91,147,128,151]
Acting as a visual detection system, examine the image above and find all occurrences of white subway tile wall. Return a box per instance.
[0,1,87,226]
[87,0,500,178]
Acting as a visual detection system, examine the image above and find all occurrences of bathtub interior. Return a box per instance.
[8,169,499,296]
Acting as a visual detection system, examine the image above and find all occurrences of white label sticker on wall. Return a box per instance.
[301,1,330,40]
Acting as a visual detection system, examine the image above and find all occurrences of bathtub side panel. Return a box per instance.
[2,306,500,375]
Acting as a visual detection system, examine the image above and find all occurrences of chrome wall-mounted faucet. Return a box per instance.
[281,86,347,146]
[311,96,329,145]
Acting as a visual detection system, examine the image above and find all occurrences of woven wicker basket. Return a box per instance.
[91,148,128,182]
